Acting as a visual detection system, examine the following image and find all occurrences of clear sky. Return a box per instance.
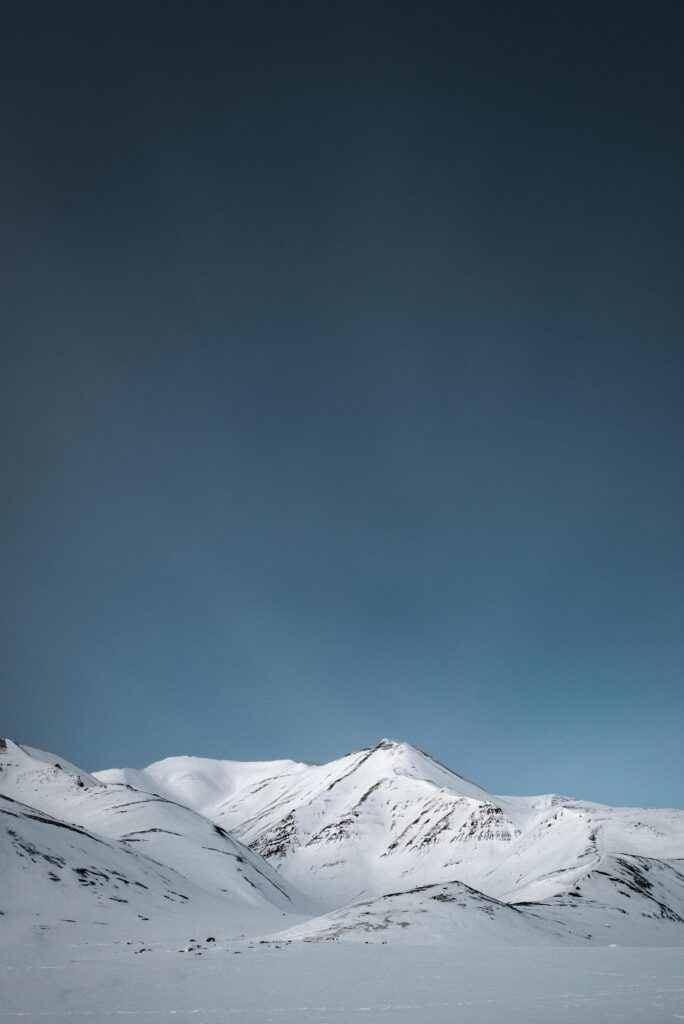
[1,3,683,808]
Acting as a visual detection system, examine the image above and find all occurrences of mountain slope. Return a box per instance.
[4,735,683,947]
[1,791,205,931]
[266,878,572,946]
[0,739,312,935]
[101,739,684,914]
[518,853,684,946]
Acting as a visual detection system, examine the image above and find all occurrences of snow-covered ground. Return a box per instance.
[1,938,683,1023]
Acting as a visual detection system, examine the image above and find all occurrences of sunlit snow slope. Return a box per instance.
[100,738,684,921]
[0,738,312,940]
[2,735,682,946]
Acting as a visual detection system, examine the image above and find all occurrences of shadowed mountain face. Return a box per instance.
[2,736,683,946]
[0,739,313,939]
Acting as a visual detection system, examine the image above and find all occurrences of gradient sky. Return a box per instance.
[2,3,683,807]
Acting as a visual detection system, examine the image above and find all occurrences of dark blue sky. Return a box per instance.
[2,4,683,807]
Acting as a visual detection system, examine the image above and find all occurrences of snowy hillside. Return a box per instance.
[265,878,570,946]
[519,853,684,946]
[2,735,683,949]
[1,791,212,935]
[0,738,311,938]
[100,738,684,919]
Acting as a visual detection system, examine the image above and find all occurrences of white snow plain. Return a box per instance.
[1,937,683,1023]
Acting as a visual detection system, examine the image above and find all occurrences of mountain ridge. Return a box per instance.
[2,734,683,946]
[97,736,684,912]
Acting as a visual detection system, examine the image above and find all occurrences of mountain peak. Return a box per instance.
[375,738,414,751]
[372,738,448,769]
[367,738,433,769]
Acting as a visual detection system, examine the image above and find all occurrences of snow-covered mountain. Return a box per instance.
[99,738,684,917]
[1,791,214,932]
[265,878,573,946]
[0,738,312,943]
[2,735,683,947]
[519,853,684,946]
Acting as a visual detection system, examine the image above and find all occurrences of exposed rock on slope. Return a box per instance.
[0,739,312,935]
[265,878,570,945]
[102,738,684,916]
[3,735,683,946]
